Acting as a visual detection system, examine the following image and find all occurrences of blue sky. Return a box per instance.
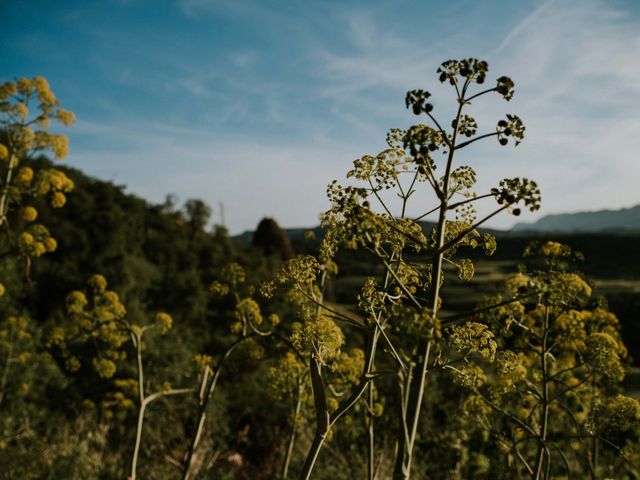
[2,0,640,233]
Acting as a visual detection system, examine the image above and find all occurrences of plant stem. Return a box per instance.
[300,432,327,480]
[299,327,380,479]
[130,332,145,480]
[281,384,303,479]
[0,154,17,228]
[533,305,550,480]
[368,382,375,480]
[181,335,252,480]
[393,80,468,480]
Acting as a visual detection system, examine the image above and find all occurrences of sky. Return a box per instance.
[2,0,640,234]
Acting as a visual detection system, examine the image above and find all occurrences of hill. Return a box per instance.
[513,204,640,232]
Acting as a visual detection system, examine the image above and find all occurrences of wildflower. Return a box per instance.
[55,108,76,126]
[93,357,117,378]
[44,236,57,252]
[22,206,38,222]
[448,322,497,360]
[154,312,173,334]
[88,275,107,293]
[50,191,66,208]
[16,78,32,95]
[14,166,33,185]
[18,231,35,248]
[452,363,486,389]
[0,81,17,100]
[66,291,88,315]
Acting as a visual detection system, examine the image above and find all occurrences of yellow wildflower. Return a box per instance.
[14,103,28,120]
[154,312,173,334]
[15,166,33,185]
[22,206,38,222]
[16,78,32,95]
[50,134,69,159]
[88,274,107,293]
[18,231,35,248]
[50,191,66,208]
[93,357,117,378]
[32,76,49,95]
[44,236,57,252]
[0,81,18,100]
[56,108,76,126]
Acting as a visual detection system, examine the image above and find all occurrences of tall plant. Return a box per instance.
[269,58,542,479]
[451,242,639,479]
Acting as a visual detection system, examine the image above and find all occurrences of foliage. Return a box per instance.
[449,241,638,478]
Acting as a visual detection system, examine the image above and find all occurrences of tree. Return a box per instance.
[253,217,295,260]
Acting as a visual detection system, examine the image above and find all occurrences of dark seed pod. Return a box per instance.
[499,138,508,146]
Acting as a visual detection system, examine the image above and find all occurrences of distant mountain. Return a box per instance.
[233,221,508,244]
[512,205,640,233]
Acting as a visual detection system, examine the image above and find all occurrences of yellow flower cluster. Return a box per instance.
[1,76,76,265]
[193,353,213,370]
[0,315,33,368]
[35,169,74,208]
[154,311,173,335]
[93,357,117,379]
[291,315,344,361]
[209,280,230,296]
[88,274,108,293]
[585,332,626,382]
[0,76,75,161]
[22,206,38,222]
[587,395,640,434]
[220,262,246,287]
[14,166,33,187]
[447,322,497,361]
[49,276,129,378]
[233,298,262,331]
[18,224,57,257]
[452,363,486,389]
[268,352,307,400]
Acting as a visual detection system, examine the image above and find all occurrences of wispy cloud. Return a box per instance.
[6,0,638,232]
[308,0,640,227]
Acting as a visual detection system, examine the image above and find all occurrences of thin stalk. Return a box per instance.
[282,385,303,479]
[130,332,146,480]
[590,436,599,480]
[533,305,550,480]
[367,382,375,480]
[299,328,380,480]
[182,335,254,480]
[393,78,469,480]
[0,154,18,228]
